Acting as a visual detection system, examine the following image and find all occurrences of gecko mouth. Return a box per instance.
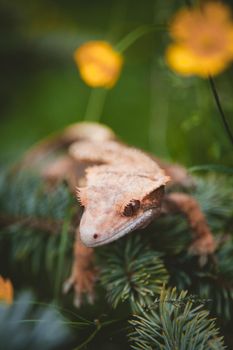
[81,208,158,248]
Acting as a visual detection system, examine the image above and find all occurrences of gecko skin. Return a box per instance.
[22,122,216,306]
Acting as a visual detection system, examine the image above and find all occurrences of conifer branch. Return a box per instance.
[99,235,168,312]
[129,287,226,349]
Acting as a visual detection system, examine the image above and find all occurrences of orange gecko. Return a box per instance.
[21,122,216,306]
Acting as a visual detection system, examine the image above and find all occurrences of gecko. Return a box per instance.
[21,122,216,306]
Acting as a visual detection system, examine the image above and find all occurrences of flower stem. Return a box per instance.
[115,24,166,53]
[208,76,233,146]
[73,322,102,350]
[84,88,108,122]
[83,24,165,123]
[54,209,72,301]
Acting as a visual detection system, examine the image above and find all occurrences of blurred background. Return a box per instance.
[0,2,233,349]
[0,0,232,166]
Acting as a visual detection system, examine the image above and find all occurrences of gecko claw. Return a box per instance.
[188,234,217,266]
[62,278,74,294]
[63,267,98,307]
[73,290,95,308]
[188,235,216,255]
[87,291,95,305]
[74,294,82,308]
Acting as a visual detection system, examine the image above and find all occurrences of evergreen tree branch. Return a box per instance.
[0,293,71,350]
[129,287,226,350]
[0,168,232,325]
[98,235,168,312]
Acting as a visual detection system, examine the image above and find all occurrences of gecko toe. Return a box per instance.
[74,294,82,308]
[87,292,95,304]
[63,278,74,294]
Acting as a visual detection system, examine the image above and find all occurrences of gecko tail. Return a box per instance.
[16,122,116,171]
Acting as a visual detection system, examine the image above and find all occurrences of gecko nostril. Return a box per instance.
[93,234,98,239]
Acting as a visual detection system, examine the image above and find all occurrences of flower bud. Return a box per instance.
[74,41,123,88]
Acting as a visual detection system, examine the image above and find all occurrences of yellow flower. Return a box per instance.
[166,2,233,77]
[0,276,13,304]
[74,41,123,88]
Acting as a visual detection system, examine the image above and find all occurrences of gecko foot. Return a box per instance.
[188,234,217,266]
[63,266,98,307]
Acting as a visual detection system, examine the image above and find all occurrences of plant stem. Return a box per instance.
[73,322,102,350]
[208,76,233,146]
[115,24,166,53]
[54,210,72,300]
[84,88,108,122]
[83,23,165,123]
[189,164,233,174]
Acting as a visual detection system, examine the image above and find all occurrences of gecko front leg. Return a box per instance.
[63,228,98,307]
[163,192,216,264]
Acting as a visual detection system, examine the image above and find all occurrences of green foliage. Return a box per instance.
[1,0,233,348]
[150,174,233,255]
[99,235,168,311]
[0,169,74,296]
[194,175,233,231]
[157,175,233,321]
[129,287,226,350]
[0,293,71,350]
[0,169,72,220]
[169,238,233,321]
[0,170,233,348]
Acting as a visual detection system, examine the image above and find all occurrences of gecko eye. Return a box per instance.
[122,199,140,217]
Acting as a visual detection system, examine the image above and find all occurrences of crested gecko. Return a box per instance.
[21,122,216,306]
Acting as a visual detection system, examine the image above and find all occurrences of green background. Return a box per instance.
[0,0,232,166]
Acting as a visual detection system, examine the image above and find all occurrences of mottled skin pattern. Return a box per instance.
[21,122,216,307]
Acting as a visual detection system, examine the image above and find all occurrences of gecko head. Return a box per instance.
[77,173,167,247]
